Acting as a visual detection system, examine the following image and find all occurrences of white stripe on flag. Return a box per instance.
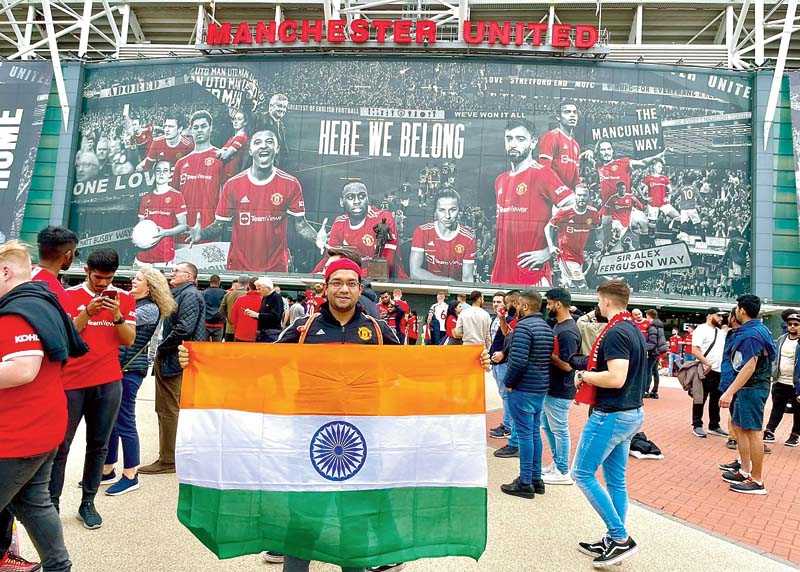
[176,410,487,492]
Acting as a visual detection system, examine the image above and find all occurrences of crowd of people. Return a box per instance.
[1,221,795,572]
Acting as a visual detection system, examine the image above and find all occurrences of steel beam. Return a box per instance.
[763,0,798,150]
[40,0,70,126]
[78,0,92,57]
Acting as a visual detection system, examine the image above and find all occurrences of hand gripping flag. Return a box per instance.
[176,343,488,568]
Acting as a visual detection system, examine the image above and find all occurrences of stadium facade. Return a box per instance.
[3,0,800,312]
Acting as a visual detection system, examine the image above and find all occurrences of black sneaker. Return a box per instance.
[489,425,508,439]
[77,501,102,530]
[500,478,535,499]
[692,427,707,438]
[729,478,767,495]
[718,459,741,471]
[763,429,776,443]
[493,445,519,458]
[578,537,609,557]
[726,438,738,450]
[533,479,545,495]
[642,392,652,399]
[785,433,799,448]
[708,427,729,438]
[367,564,405,572]
[721,470,748,484]
[592,537,638,568]
[650,393,659,399]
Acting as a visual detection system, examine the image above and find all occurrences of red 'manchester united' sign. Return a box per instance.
[205,19,600,49]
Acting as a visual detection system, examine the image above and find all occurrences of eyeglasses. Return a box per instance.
[169,268,190,275]
[789,323,800,327]
[328,280,360,290]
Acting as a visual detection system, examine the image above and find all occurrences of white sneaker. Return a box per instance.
[260,551,284,564]
[541,463,556,475]
[543,470,574,485]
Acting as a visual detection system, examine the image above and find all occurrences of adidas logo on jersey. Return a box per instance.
[427,241,435,246]
[314,329,326,335]
[240,196,250,204]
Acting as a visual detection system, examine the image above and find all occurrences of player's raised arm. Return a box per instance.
[630,148,667,169]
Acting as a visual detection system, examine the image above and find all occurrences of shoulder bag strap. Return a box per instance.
[298,313,319,345]
[703,328,719,358]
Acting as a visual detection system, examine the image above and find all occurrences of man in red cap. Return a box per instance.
[178,256,491,572]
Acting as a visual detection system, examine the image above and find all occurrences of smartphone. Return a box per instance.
[101,289,117,299]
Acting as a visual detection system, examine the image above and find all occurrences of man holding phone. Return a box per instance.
[49,249,136,530]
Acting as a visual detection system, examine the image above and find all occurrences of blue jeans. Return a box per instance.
[668,352,681,375]
[542,396,572,474]
[507,390,545,484]
[572,408,644,541]
[493,363,513,430]
[106,371,146,469]
[283,556,364,572]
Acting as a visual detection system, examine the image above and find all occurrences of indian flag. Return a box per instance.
[176,342,488,568]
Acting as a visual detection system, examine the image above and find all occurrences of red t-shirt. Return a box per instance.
[62,284,136,390]
[602,193,643,227]
[0,315,66,458]
[634,319,650,339]
[216,169,305,272]
[598,157,632,202]
[141,135,193,170]
[669,334,681,353]
[231,291,262,341]
[223,132,249,179]
[491,162,572,285]
[538,128,581,189]
[174,148,224,230]
[406,315,418,340]
[643,174,671,207]
[137,188,187,263]
[411,223,476,280]
[445,315,458,338]
[31,266,73,313]
[549,207,600,265]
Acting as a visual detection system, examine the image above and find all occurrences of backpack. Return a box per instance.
[629,432,664,460]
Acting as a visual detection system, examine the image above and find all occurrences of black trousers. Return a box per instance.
[646,356,660,394]
[49,382,123,506]
[692,370,721,429]
[0,451,71,570]
[766,382,800,435]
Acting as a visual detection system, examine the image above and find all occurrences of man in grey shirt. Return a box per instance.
[454,290,492,348]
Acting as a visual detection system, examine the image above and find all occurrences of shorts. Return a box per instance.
[680,208,701,224]
[558,258,585,284]
[731,383,769,431]
[647,204,679,221]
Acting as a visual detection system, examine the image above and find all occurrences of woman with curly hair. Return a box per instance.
[103,266,176,495]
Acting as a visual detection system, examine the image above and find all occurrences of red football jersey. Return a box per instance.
[669,334,681,353]
[549,207,600,264]
[491,162,572,285]
[602,193,643,227]
[230,290,261,342]
[598,157,632,202]
[223,132,249,179]
[215,169,305,272]
[31,265,73,314]
[410,223,476,280]
[137,188,187,263]
[634,319,651,339]
[314,207,398,272]
[0,314,66,458]
[538,128,581,189]
[62,284,136,390]
[174,148,223,230]
[643,174,671,207]
[141,135,193,170]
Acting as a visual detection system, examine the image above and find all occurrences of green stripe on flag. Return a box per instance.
[178,483,487,566]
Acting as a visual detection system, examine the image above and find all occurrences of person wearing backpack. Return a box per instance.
[690,307,729,438]
[643,310,668,399]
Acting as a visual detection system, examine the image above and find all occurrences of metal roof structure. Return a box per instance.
[1,0,798,137]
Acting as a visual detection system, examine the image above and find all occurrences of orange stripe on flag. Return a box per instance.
[181,343,486,416]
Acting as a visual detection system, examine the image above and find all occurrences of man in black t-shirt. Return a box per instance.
[543,288,581,485]
[572,280,646,568]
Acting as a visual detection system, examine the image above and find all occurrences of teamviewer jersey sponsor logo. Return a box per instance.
[239,212,284,226]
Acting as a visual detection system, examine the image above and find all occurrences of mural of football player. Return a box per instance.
[264,94,290,167]
[313,182,399,274]
[135,159,189,265]
[410,188,476,282]
[136,112,194,172]
[491,118,574,287]
[601,181,649,251]
[546,184,600,289]
[190,128,325,272]
[218,109,250,179]
[538,100,581,189]
[591,140,666,202]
